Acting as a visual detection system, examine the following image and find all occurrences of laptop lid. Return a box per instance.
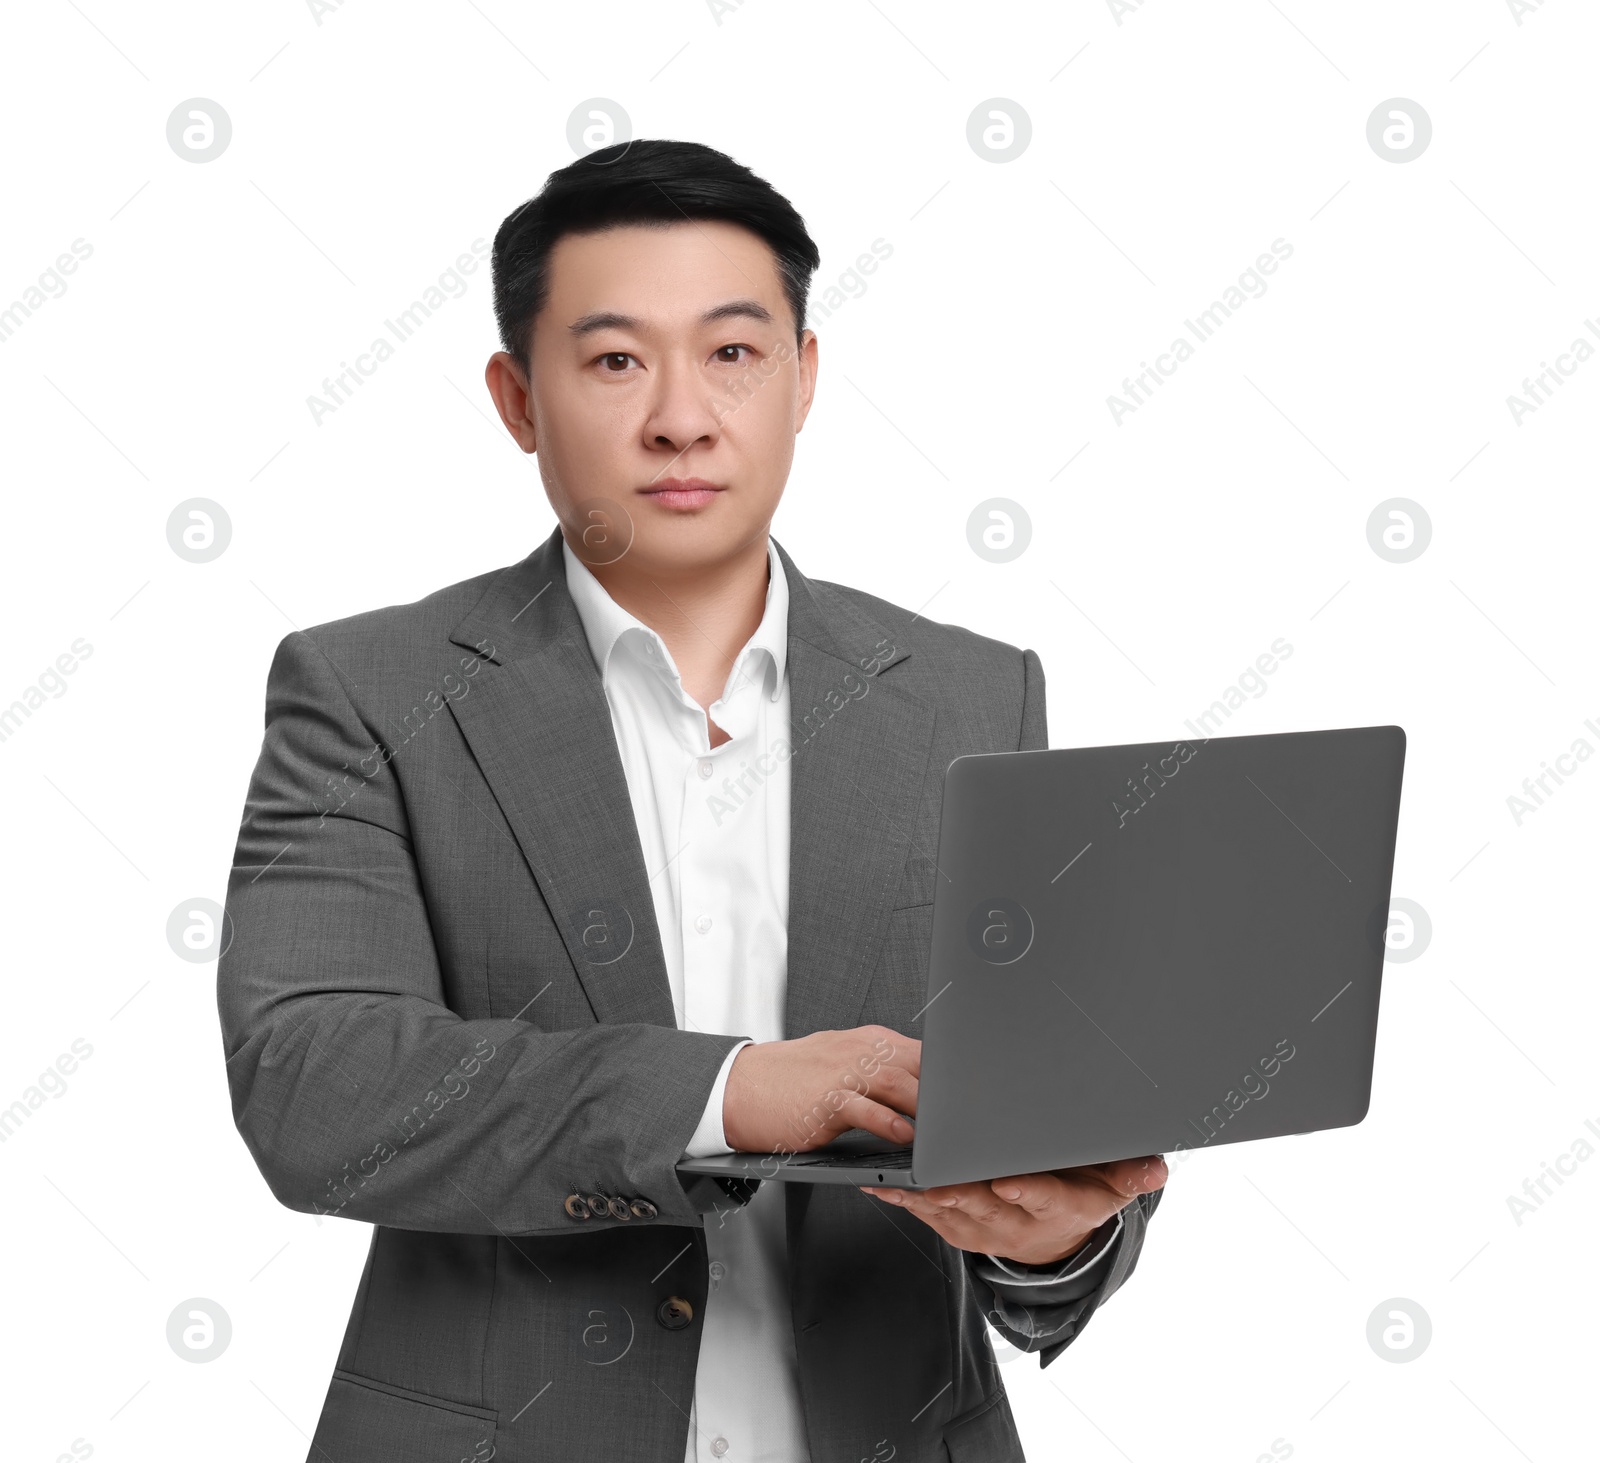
[909,725,1406,1188]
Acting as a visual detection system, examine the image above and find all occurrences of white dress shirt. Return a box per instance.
[563,537,1123,1460]
[564,538,804,1463]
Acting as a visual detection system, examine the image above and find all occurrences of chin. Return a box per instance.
[635,519,762,571]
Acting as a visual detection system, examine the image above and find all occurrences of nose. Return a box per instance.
[641,353,724,464]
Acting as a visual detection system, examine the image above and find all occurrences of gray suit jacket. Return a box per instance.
[217,527,1159,1463]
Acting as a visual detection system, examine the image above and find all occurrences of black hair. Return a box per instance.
[491,139,821,374]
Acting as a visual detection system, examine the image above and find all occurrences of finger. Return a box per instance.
[988,1171,1095,1225]
[862,1185,968,1229]
[833,1091,915,1146]
[861,1185,932,1213]
[918,1181,993,1210]
[1053,1156,1168,1200]
[857,1025,919,1075]
[1088,1155,1169,1197]
[907,1183,1009,1226]
[990,1172,1136,1240]
[862,1189,1024,1257]
[864,1060,920,1118]
[860,1186,938,1214]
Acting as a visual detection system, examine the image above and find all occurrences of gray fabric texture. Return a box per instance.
[217,526,1157,1462]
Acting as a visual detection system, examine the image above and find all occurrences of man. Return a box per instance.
[218,139,1165,1463]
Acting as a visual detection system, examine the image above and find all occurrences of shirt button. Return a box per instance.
[698,759,714,780]
[709,1260,726,1283]
[711,1440,729,1458]
[694,914,713,935]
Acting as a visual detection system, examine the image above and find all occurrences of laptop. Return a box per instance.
[678,724,1406,1191]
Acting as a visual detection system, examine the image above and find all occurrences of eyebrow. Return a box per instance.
[567,298,775,337]
[701,299,776,328]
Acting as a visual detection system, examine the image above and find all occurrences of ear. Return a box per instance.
[485,351,538,453]
[792,329,819,435]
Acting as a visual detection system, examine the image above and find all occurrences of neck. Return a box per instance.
[578,531,773,718]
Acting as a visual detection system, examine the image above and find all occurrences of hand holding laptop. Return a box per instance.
[861,1155,1168,1267]
[723,1021,1168,1267]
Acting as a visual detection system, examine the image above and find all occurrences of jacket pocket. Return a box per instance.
[310,1369,498,1463]
[893,855,939,910]
[942,1384,1025,1461]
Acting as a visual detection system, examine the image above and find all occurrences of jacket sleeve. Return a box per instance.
[960,646,1163,1365]
[216,630,749,1237]
[968,1189,1163,1365]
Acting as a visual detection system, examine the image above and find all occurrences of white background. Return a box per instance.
[2,2,1595,1460]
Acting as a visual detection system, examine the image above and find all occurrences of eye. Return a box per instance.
[596,352,638,372]
[713,344,755,365]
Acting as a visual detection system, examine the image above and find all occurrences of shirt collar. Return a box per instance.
[562,535,789,703]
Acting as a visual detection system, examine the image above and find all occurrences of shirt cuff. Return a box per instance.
[682,1039,753,1159]
[978,1209,1125,1286]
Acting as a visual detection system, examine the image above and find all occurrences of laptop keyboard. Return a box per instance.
[782,1147,914,1169]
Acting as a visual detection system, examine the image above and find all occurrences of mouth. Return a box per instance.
[639,478,724,511]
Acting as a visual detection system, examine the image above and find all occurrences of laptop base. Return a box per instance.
[678,1134,924,1188]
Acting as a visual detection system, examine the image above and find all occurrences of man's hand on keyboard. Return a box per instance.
[723,1025,921,1154]
[861,1156,1168,1267]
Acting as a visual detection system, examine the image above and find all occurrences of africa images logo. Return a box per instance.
[965,899,1034,965]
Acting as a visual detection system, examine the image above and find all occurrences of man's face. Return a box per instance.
[488,219,817,579]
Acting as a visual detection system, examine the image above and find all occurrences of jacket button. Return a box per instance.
[563,1193,591,1220]
[656,1296,694,1331]
[584,1193,610,1218]
[628,1198,658,1220]
[606,1195,632,1221]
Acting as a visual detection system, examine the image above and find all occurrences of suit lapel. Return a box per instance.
[445,530,676,1029]
[442,529,936,1043]
[777,544,935,1039]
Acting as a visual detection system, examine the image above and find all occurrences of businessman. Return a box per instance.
[219,139,1165,1463]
